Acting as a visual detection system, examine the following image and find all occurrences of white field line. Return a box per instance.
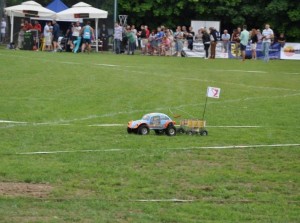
[215,69,267,73]
[283,72,300,75]
[134,199,194,202]
[15,144,300,155]
[17,149,126,155]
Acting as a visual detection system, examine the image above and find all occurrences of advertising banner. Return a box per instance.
[229,42,281,60]
[280,42,300,60]
[184,41,228,58]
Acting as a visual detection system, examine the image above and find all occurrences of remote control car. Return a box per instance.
[127,113,176,136]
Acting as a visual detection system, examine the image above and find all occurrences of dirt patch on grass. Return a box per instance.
[0,182,53,198]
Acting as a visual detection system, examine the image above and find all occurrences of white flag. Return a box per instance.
[207,87,221,98]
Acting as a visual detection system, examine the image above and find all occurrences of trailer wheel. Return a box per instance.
[187,130,194,135]
[138,125,149,135]
[177,128,185,134]
[200,130,208,136]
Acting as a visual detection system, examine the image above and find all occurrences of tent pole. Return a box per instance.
[95,18,98,52]
[10,12,14,44]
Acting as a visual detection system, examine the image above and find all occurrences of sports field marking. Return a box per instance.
[215,69,267,73]
[17,149,127,155]
[0,120,27,124]
[134,199,194,202]
[15,144,300,155]
[283,72,300,75]
[94,63,118,67]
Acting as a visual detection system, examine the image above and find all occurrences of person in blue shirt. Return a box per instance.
[80,21,95,53]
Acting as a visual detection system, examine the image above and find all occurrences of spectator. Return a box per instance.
[148,29,156,55]
[209,27,217,59]
[231,27,241,57]
[114,22,123,54]
[202,28,210,59]
[139,25,148,55]
[33,20,41,33]
[100,24,109,50]
[23,20,33,31]
[250,29,258,59]
[42,21,52,51]
[221,29,230,53]
[256,29,263,43]
[126,26,136,55]
[174,26,183,57]
[194,28,203,42]
[17,23,25,49]
[186,26,195,51]
[261,24,274,62]
[80,21,95,53]
[155,26,164,55]
[52,20,60,52]
[71,21,81,50]
[239,25,249,61]
[1,18,7,43]
[277,33,286,48]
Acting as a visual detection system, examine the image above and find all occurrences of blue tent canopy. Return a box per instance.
[46,0,68,13]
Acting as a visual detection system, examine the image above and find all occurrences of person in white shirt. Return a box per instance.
[1,18,6,43]
[70,21,81,50]
[261,24,274,62]
[221,29,230,53]
[43,21,52,51]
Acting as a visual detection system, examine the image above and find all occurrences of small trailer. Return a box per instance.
[177,119,208,136]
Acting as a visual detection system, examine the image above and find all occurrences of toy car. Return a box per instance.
[127,113,176,136]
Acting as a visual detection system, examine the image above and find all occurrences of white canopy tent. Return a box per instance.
[4,1,56,44]
[56,2,108,52]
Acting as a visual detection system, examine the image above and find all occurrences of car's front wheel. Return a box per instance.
[138,125,150,135]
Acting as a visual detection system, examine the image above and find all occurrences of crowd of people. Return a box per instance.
[5,18,286,62]
[114,22,286,61]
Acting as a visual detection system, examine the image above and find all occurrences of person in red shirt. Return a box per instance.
[24,20,33,31]
[33,20,41,32]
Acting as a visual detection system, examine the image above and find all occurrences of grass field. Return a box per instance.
[0,48,300,222]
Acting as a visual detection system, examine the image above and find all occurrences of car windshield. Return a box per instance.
[142,115,150,121]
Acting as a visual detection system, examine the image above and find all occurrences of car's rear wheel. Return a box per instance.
[138,125,149,135]
[166,125,176,136]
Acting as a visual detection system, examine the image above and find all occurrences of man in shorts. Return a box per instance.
[80,21,95,53]
[52,20,60,52]
[239,25,249,61]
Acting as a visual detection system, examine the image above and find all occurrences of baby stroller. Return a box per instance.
[57,37,68,52]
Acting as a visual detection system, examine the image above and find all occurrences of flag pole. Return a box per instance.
[202,96,208,120]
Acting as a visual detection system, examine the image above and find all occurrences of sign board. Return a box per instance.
[191,20,220,33]
[280,43,300,60]
[207,87,221,99]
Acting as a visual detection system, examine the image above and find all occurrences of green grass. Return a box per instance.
[0,48,300,222]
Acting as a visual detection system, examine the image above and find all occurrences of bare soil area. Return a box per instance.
[0,182,53,198]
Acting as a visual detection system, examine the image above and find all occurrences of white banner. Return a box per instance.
[207,87,221,98]
[281,42,300,60]
[184,41,229,58]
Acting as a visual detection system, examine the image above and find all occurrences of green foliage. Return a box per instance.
[3,0,300,41]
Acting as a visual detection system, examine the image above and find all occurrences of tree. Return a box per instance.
[4,0,300,41]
